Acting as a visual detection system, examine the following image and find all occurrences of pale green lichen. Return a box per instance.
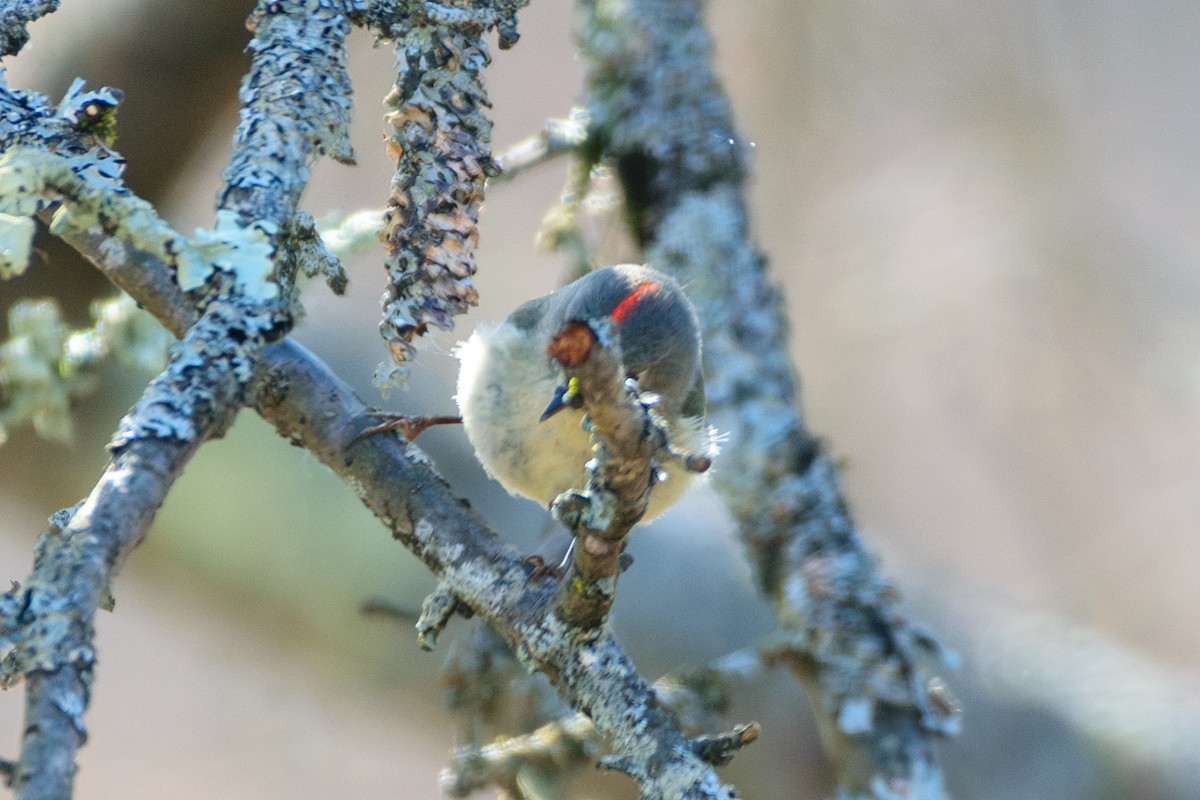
[0,295,169,445]
[0,151,49,278]
[0,147,281,301]
[87,294,172,372]
[0,150,46,216]
[317,208,384,258]
[0,300,73,442]
[0,212,36,277]
[184,210,279,301]
[1,146,180,278]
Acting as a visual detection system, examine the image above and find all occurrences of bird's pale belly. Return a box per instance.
[456,324,695,521]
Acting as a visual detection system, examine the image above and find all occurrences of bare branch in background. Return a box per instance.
[574,0,960,796]
[493,109,588,182]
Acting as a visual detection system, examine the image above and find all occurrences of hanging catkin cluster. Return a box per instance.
[376,11,498,381]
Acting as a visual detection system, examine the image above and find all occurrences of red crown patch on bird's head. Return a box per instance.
[610,281,661,325]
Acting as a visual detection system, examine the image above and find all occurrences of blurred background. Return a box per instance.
[3,0,1200,797]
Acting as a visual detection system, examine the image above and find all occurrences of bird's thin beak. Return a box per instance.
[540,378,582,422]
[539,384,570,422]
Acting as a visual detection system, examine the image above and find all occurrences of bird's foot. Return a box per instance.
[522,554,563,581]
[356,412,462,442]
[522,536,578,581]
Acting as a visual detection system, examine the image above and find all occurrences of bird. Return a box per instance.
[455,264,709,522]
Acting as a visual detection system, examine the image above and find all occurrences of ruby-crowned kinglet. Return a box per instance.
[455,264,708,521]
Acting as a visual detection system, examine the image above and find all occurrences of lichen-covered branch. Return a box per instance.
[288,210,350,294]
[0,296,283,800]
[31,210,737,795]
[0,3,776,795]
[441,648,761,796]
[0,69,124,174]
[213,0,356,298]
[576,0,959,797]
[254,340,737,799]
[10,103,740,800]
[442,712,596,797]
[0,146,190,281]
[544,318,691,628]
[0,139,272,310]
[221,0,356,198]
[0,3,351,792]
[0,0,60,57]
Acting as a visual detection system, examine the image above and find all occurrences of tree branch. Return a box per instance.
[492,110,588,182]
[221,0,356,214]
[0,2,811,795]
[2,104,739,800]
[212,0,357,297]
[575,0,960,796]
[28,216,739,793]
[545,318,707,628]
[1,3,354,794]
[441,647,761,795]
[0,0,60,57]
[254,338,737,799]
[0,296,281,800]
[441,712,596,797]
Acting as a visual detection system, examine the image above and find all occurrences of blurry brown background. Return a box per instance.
[3,1,1199,798]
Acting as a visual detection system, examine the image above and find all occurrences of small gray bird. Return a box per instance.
[456,264,708,521]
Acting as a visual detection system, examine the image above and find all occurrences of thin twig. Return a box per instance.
[492,110,588,183]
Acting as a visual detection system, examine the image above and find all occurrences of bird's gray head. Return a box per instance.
[539,264,704,421]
